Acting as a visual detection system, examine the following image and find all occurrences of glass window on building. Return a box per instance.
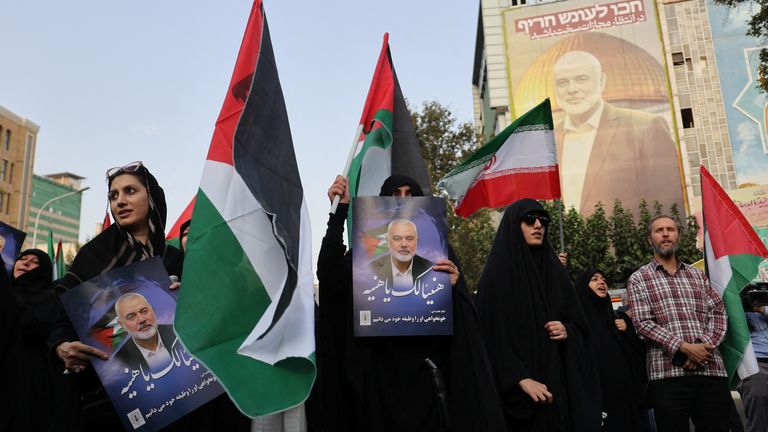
[3,130,10,151]
[672,52,684,66]
[681,108,695,129]
[0,159,7,182]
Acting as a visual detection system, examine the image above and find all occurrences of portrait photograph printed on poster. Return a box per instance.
[59,257,223,431]
[0,220,26,275]
[502,0,686,217]
[352,196,453,337]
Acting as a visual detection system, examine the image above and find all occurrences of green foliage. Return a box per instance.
[411,101,495,291]
[712,0,768,92]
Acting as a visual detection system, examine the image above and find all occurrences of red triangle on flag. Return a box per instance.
[102,211,111,232]
[166,196,196,240]
[700,165,768,259]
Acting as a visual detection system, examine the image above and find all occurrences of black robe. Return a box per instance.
[313,202,506,432]
[575,269,646,432]
[476,199,602,432]
[11,249,61,431]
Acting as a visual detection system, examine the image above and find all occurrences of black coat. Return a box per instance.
[312,202,506,432]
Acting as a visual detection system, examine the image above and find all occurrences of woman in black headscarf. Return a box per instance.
[10,249,58,430]
[47,161,183,429]
[476,199,602,432]
[313,174,506,432]
[575,269,645,432]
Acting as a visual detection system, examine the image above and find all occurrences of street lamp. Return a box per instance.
[32,186,90,247]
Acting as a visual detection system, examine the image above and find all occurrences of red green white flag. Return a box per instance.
[345,33,431,200]
[701,165,768,386]
[437,99,561,217]
[175,0,315,416]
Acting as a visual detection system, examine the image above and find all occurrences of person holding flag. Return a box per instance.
[626,214,731,431]
[315,174,506,432]
[699,165,768,432]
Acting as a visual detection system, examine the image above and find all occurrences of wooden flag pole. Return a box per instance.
[330,124,365,214]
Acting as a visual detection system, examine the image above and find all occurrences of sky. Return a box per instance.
[0,1,479,263]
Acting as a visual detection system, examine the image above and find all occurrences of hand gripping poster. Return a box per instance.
[59,257,223,431]
[352,196,453,337]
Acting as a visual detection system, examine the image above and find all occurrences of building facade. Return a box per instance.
[473,0,750,219]
[0,105,38,232]
[28,173,85,248]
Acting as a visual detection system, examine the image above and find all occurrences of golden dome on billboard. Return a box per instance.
[513,32,668,114]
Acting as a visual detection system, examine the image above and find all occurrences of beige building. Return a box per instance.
[473,0,737,215]
[0,106,38,232]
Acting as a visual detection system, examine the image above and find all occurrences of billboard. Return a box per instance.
[502,0,685,217]
[707,0,768,228]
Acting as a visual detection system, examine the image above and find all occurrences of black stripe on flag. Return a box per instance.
[232,10,302,338]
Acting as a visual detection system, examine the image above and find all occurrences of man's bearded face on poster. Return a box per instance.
[387,220,418,264]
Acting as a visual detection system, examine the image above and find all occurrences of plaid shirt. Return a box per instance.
[626,258,727,381]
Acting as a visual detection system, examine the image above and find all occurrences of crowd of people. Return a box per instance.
[2,164,767,432]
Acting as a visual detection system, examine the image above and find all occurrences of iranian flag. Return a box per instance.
[344,33,431,203]
[175,0,315,417]
[701,165,768,386]
[437,99,561,217]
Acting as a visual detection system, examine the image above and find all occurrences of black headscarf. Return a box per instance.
[312,175,505,432]
[379,174,425,197]
[574,269,616,331]
[179,219,191,251]
[57,165,182,291]
[476,199,601,432]
[574,269,645,432]
[13,249,56,321]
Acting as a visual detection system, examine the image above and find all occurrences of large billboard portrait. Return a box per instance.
[503,0,685,217]
[352,196,452,337]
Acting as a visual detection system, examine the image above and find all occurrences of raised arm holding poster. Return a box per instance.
[59,257,223,431]
[352,196,452,337]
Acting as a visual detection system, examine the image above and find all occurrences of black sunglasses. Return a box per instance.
[521,213,551,227]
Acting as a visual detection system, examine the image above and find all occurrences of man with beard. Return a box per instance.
[113,292,176,375]
[627,215,730,431]
[370,218,434,293]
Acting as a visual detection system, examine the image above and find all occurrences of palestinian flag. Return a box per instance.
[102,210,111,233]
[55,240,66,280]
[166,196,196,240]
[701,165,768,386]
[175,0,315,417]
[345,33,431,217]
[47,231,56,280]
[438,99,560,217]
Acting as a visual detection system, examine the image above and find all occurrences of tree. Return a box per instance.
[411,101,496,292]
[579,203,615,280]
[713,0,768,92]
[610,200,647,284]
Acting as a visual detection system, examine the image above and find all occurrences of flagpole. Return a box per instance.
[558,199,565,254]
[330,124,364,214]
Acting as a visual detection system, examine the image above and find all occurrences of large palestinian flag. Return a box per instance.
[175,0,315,416]
[701,165,768,387]
[344,33,431,215]
[437,99,560,217]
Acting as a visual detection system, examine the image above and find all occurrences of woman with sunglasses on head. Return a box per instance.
[476,199,602,432]
[47,161,184,430]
